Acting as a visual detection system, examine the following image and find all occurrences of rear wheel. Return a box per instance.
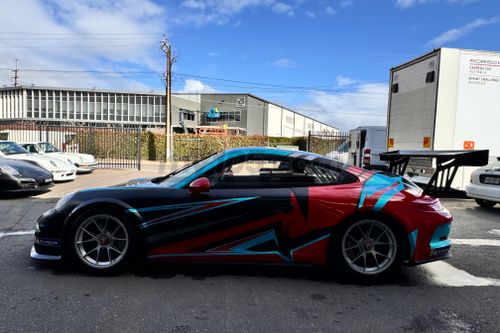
[68,209,136,274]
[475,199,496,208]
[332,218,403,282]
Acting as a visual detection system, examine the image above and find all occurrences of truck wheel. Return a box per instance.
[475,199,497,208]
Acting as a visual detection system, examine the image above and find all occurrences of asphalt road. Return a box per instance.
[0,173,499,333]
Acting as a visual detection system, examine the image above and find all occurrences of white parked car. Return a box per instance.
[465,158,500,208]
[0,141,77,182]
[21,142,97,173]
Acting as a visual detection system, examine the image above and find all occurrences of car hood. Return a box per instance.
[5,153,75,171]
[119,177,159,187]
[0,158,52,179]
[50,152,95,163]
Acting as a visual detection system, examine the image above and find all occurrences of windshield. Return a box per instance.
[0,142,30,155]
[39,142,60,153]
[160,153,223,188]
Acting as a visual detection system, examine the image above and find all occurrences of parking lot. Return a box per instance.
[0,171,499,333]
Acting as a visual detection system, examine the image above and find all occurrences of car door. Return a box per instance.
[144,153,299,264]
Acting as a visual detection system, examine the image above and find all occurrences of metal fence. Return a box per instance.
[307,131,350,163]
[0,120,141,170]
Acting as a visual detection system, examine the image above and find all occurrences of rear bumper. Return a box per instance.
[465,183,500,202]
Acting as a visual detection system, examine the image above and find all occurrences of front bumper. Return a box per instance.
[30,246,61,261]
[465,183,500,202]
[76,161,98,173]
[52,169,77,181]
[31,209,67,260]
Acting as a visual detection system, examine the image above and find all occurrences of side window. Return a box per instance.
[26,145,37,153]
[210,154,293,189]
[300,158,357,186]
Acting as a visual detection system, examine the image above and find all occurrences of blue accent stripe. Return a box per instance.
[408,229,418,258]
[138,196,259,229]
[358,173,404,211]
[430,223,452,250]
[148,231,331,263]
[289,234,330,261]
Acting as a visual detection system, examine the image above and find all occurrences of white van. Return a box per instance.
[349,126,387,170]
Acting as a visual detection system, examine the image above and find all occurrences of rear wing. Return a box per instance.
[379,150,489,196]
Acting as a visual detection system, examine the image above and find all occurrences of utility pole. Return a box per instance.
[12,59,19,87]
[161,36,176,161]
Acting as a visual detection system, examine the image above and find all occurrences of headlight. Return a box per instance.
[0,165,21,177]
[55,193,74,210]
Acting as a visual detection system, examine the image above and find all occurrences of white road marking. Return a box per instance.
[424,261,500,287]
[453,239,500,247]
[0,230,35,239]
[488,229,500,237]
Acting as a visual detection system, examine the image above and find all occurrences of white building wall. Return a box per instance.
[293,114,305,137]
[266,103,283,136]
[281,108,296,137]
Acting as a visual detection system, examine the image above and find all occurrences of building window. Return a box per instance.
[391,83,399,93]
[179,109,195,122]
[27,90,32,118]
[426,71,435,83]
[285,115,294,124]
[202,110,241,123]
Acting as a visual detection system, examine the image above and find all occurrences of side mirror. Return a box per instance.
[189,177,210,196]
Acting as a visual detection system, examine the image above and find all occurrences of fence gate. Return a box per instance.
[307,131,350,163]
[0,120,141,170]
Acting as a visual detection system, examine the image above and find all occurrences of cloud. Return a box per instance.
[305,11,316,19]
[176,0,295,26]
[336,75,359,86]
[340,1,353,8]
[269,58,296,68]
[427,17,500,46]
[179,79,217,93]
[325,6,337,15]
[0,0,165,91]
[300,83,388,131]
[207,51,221,57]
[396,0,480,8]
[272,2,295,16]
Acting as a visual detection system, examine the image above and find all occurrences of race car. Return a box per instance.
[0,141,77,182]
[31,147,452,281]
[466,157,500,208]
[20,142,97,173]
[0,158,54,195]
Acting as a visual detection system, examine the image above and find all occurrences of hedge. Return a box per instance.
[71,130,330,162]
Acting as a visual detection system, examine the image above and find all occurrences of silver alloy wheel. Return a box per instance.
[341,219,397,275]
[74,214,129,269]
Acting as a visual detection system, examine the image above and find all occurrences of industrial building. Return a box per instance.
[0,86,337,137]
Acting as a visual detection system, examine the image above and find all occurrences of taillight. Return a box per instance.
[363,148,371,165]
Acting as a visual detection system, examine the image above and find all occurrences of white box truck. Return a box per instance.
[387,47,500,189]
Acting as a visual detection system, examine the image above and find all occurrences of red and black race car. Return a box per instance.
[31,147,452,280]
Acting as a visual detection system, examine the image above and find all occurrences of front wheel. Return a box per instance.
[67,209,136,274]
[332,218,403,282]
[475,199,496,208]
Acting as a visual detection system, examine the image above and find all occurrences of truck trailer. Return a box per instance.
[387,47,500,189]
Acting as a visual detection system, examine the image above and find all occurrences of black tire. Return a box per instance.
[66,208,137,275]
[475,199,497,208]
[330,218,404,283]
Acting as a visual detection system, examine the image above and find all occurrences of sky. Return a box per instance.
[0,0,499,130]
